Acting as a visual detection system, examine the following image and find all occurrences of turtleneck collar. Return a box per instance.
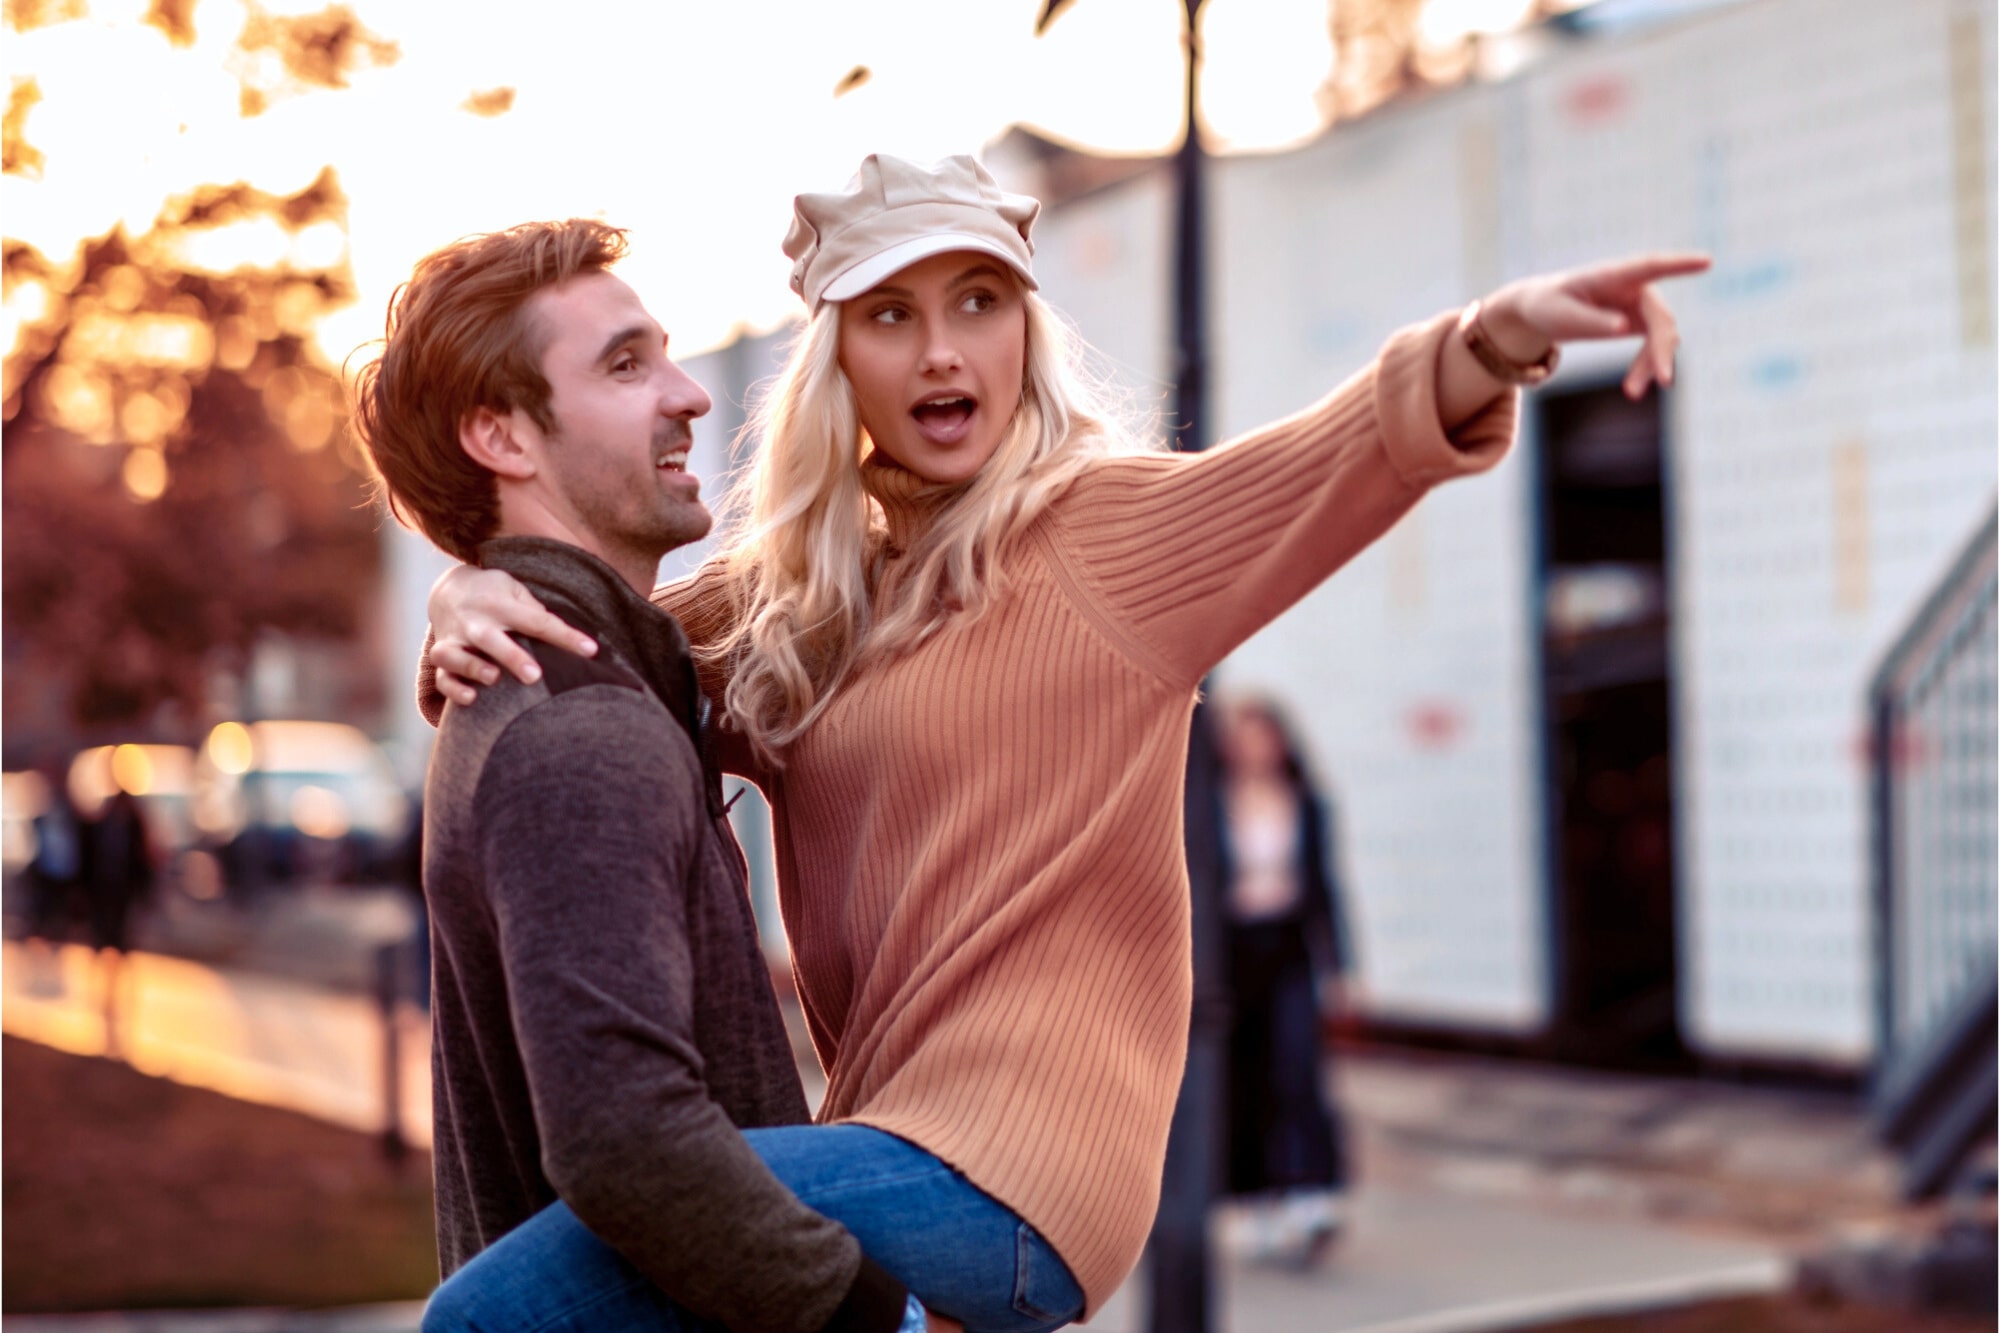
[474,535,696,722]
[861,453,958,554]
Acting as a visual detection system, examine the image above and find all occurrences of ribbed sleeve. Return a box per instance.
[1048,309,1514,685]
[654,560,741,702]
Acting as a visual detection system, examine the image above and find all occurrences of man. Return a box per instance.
[351,219,912,1333]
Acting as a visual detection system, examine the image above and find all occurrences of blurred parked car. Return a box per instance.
[192,721,413,893]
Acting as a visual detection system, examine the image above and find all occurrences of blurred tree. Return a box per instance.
[1321,0,1429,119]
[2,3,403,739]
[229,2,399,116]
[1321,0,1600,120]
[3,170,378,733]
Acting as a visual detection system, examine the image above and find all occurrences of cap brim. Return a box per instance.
[820,233,1037,304]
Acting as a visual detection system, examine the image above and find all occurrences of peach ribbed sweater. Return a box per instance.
[657,311,1514,1313]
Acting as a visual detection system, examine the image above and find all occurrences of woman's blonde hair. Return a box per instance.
[701,288,1159,764]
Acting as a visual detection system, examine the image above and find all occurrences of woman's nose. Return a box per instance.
[918,328,963,374]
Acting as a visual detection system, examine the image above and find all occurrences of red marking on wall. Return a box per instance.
[1563,75,1630,127]
[1076,227,1120,275]
[1406,701,1466,751]
[1852,724,1930,770]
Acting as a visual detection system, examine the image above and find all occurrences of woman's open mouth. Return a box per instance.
[911,393,977,446]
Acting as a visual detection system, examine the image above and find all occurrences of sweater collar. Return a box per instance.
[861,454,956,554]
[474,536,695,714]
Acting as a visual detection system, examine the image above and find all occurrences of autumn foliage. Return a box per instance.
[3,4,402,752]
[3,165,380,744]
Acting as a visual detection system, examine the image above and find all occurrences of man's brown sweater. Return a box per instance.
[422,536,905,1333]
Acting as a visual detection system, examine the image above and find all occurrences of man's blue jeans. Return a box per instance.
[423,1124,1084,1333]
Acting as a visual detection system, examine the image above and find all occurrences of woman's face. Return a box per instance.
[1222,707,1289,778]
[836,249,1028,486]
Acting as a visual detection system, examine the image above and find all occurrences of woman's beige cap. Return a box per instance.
[784,153,1041,308]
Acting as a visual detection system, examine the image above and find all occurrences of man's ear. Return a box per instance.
[459,406,538,480]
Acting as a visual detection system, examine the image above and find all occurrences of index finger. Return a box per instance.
[1584,251,1713,290]
[515,596,598,659]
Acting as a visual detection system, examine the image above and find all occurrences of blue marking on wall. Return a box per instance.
[1696,135,1729,258]
[1748,353,1805,390]
[1306,313,1369,356]
[1711,258,1796,301]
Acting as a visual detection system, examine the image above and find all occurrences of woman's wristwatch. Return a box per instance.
[1458,300,1559,386]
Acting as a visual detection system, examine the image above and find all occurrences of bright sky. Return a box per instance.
[4,0,1541,364]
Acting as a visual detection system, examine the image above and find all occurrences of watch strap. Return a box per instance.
[1458,300,1559,386]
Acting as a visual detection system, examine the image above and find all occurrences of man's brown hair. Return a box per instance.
[350,219,628,562]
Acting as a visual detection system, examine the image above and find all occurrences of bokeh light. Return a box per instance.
[203,721,255,776]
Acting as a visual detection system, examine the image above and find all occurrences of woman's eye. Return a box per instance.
[870,305,907,325]
[961,292,995,315]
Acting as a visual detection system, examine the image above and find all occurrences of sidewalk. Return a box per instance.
[1338,1047,1909,1249]
[1090,1185,1786,1333]
[3,937,432,1147]
[1085,1047,1904,1332]
[0,931,1934,1332]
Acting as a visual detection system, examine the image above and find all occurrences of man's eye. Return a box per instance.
[612,354,638,373]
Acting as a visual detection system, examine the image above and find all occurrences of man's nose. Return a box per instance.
[660,360,712,419]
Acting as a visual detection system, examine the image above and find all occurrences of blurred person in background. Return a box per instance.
[87,782,154,954]
[1215,693,1353,1268]
[425,149,1705,1331]
[84,773,155,1056]
[25,759,83,945]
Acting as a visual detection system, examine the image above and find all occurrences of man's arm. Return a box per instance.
[475,686,905,1333]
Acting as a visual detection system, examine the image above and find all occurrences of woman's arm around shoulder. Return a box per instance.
[424,558,744,713]
[420,563,598,718]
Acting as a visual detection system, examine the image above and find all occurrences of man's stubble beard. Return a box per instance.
[547,419,712,562]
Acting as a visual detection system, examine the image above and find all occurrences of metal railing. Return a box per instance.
[1870,503,1998,1199]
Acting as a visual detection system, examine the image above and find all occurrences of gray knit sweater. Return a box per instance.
[422,536,905,1333]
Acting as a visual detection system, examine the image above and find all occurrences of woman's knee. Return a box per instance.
[420,1272,488,1333]
[419,1202,669,1333]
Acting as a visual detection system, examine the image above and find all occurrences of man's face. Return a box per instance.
[517,271,714,573]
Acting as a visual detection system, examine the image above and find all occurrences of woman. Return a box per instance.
[1213,694,1352,1268]
[426,152,1704,1328]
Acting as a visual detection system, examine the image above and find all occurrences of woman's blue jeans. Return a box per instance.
[422,1124,1084,1333]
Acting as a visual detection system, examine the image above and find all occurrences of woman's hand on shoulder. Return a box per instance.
[428,564,598,707]
[1478,251,1712,399]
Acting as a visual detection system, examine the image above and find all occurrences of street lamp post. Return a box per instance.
[1036,6,1223,1328]
[1154,9,1227,1328]
[1171,0,1210,456]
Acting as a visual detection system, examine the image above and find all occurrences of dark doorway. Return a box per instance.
[1535,385,1687,1069]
